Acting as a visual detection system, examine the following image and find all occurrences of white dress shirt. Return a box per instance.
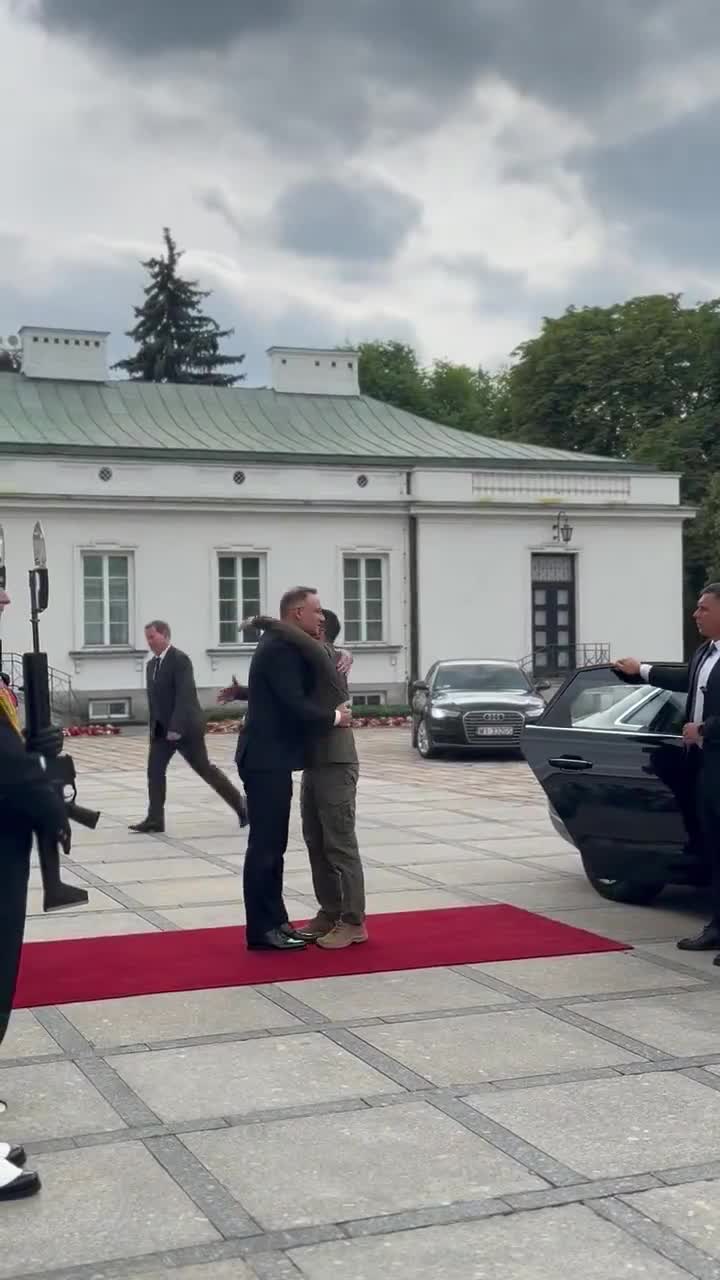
[640,642,720,723]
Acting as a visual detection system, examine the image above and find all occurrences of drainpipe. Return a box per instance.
[406,470,419,689]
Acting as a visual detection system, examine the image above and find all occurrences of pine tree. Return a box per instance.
[114,228,245,385]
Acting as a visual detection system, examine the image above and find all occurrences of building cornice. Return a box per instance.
[0,493,695,520]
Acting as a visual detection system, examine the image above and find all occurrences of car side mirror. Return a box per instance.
[411,681,429,694]
[534,681,551,693]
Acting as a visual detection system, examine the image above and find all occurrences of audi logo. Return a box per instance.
[480,713,506,722]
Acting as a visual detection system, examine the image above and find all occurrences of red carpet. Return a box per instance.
[15,906,628,1008]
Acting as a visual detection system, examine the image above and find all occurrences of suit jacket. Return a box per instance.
[649,643,720,750]
[147,647,205,740]
[235,630,334,772]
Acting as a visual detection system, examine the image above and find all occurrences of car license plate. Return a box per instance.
[476,726,513,737]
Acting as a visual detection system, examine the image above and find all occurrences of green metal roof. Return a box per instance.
[0,373,632,470]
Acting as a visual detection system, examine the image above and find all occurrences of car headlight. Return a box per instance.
[430,706,460,719]
[524,705,545,719]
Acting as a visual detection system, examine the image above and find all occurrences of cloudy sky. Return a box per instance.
[2,0,720,383]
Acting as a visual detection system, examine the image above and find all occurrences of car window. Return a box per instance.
[540,666,685,735]
[432,664,530,693]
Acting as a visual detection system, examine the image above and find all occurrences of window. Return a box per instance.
[82,553,130,647]
[88,698,131,722]
[542,665,686,735]
[217,554,264,644]
[343,555,385,642]
[352,693,386,707]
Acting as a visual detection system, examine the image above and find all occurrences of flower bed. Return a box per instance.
[62,724,122,737]
[206,716,411,734]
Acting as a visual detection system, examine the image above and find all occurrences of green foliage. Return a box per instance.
[115,228,245,386]
[357,340,506,437]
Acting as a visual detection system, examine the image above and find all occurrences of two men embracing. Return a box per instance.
[220,587,368,953]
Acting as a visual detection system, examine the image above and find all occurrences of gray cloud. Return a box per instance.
[572,103,720,267]
[273,177,421,263]
[20,0,720,119]
[17,0,296,54]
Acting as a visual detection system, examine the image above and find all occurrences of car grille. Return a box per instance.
[462,710,525,745]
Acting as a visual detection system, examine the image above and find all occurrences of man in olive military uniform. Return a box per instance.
[0,587,70,1200]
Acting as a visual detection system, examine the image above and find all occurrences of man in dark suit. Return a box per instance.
[129,620,246,834]
[0,587,70,1200]
[615,582,720,956]
[231,588,352,951]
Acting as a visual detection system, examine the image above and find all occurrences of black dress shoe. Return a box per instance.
[129,819,165,834]
[0,1162,40,1201]
[280,923,306,941]
[677,925,720,951]
[247,928,307,952]
[0,1144,26,1169]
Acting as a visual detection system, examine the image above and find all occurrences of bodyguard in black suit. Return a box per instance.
[616,582,720,956]
[233,588,351,951]
[130,620,246,834]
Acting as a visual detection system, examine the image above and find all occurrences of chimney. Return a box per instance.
[20,326,109,382]
[267,346,360,396]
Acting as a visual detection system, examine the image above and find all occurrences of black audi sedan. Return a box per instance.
[411,659,550,758]
[521,663,705,905]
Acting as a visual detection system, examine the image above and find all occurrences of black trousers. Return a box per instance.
[239,768,293,944]
[147,732,244,823]
[0,827,32,1051]
[697,754,720,925]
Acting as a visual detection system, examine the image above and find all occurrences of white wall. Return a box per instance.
[416,512,685,674]
[0,507,408,698]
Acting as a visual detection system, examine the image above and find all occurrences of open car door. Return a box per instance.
[521,665,703,902]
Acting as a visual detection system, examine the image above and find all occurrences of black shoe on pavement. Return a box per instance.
[0,1144,26,1169]
[677,924,720,951]
[0,1159,40,1201]
[129,819,165,834]
[247,928,307,952]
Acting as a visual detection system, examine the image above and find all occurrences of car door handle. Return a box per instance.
[548,757,593,771]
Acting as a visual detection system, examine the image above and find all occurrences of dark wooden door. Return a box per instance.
[531,554,576,676]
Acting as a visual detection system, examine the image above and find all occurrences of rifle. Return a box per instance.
[23,650,98,911]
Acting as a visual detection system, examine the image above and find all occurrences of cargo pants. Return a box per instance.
[300,764,366,925]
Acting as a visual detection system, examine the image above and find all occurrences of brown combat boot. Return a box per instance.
[316,922,368,949]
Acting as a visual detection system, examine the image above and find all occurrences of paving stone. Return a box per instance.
[0,1060,126,1141]
[76,840,188,862]
[156,899,309,930]
[627,1179,720,1260]
[402,858,561,886]
[639,941,720,977]
[540,905,703,943]
[0,1143,219,1277]
[355,1008,641,1086]
[569,989,720,1056]
[468,952,700,998]
[184,1099,543,1229]
[360,829,434,847]
[26,884,121,915]
[470,834,575,855]
[129,875,245,906]
[61,987,302,1048]
[278,968,514,1020]
[468,1073,720,1177]
[24,910,160,942]
[362,841,481,865]
[288,1203,688,1279]
[133,1264,256,1280]
[92,856,230,883]
[0,1009,62,1059]
[363,889,480,914]
[108,1033,395,1122]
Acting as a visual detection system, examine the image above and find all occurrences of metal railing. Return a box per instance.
[520,642,611,680]
[0,651,82,725]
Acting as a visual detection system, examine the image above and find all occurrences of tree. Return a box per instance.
[357,340,507,436]
[504,293,720,654]
[115,228,245,385]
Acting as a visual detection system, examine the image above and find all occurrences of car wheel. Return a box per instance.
[416,718,438,759]
[580,852,665,904]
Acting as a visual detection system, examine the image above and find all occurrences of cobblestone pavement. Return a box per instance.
[4,730,720,1279]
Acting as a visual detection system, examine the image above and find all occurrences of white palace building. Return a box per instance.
[0,325,691,721]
